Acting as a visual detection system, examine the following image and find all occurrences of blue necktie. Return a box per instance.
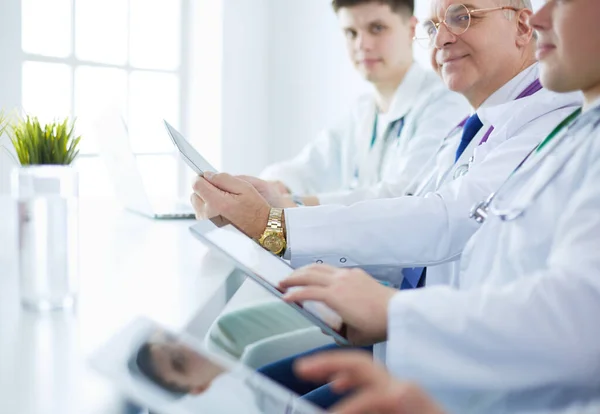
[400,267,425,289]
[455,113,483,162]
[400,116,483,290]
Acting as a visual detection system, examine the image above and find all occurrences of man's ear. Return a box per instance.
[408,15,418,41]
[515,8,535,48]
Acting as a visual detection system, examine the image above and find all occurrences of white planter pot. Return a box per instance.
[11,165,79,311]
[0,135,18,195]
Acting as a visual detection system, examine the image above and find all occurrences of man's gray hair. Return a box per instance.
[497,0,537,40]
[498,0,533,9]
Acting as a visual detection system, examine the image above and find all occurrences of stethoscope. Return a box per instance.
[452,126,494,179]
[434,118,488,183]
[369,114,406,148]
[469,107,596,224]
[353,113,406,183]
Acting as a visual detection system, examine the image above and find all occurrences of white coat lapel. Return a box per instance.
[354,64,429,188]
[354,102,378,188]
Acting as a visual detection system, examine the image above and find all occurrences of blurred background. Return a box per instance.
[0,0,543,199]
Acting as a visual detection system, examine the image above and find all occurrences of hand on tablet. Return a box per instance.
[191,172,271,239]
[280,265,396,346]
[295,351,446,414]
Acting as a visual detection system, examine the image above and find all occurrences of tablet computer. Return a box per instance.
[189,220,349,345]
[164,120,218,176]
[89,318,324,414]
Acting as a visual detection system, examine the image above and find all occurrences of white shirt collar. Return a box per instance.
[477,63,545,126]
[480,63,539,109]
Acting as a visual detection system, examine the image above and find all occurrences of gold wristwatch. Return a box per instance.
[258,208,286,256]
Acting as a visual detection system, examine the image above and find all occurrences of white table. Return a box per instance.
[0,197,257,413]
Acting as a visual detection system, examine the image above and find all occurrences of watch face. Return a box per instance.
[263,234,284,253]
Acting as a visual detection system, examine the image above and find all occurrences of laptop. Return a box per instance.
[95,112,196,219]
[89,317,325,414]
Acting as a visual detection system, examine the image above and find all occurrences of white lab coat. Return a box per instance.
[329,63,548,214]
[284,90,582,271]
[284,67,582,365]
[413,65,545,289]
[386,103,600,413]
[260,63,469,199]
[531,398,600,414]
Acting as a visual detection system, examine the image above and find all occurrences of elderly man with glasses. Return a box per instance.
[190,0,582,410]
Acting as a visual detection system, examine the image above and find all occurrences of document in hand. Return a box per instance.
[90,317,325,414]
[189,220,349,345]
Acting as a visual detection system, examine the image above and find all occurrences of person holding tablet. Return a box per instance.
[189,0,586,410]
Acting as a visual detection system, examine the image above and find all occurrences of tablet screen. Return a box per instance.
[189,221,347,345]
[90,318,324,414]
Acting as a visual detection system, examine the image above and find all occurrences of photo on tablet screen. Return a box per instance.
[90,318,324,414]
[189,220,348,345]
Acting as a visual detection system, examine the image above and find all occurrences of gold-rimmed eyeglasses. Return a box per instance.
[414,3,521,48]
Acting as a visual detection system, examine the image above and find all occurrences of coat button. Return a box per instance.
[316,260,323,264]
[340,258,347,263]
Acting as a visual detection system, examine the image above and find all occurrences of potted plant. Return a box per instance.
[10,116,80,166]
[9,115,82,311]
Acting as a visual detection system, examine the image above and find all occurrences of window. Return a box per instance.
[21,0,189,198]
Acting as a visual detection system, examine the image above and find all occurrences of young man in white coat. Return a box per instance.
[271,0,600,412]
[190,0,583,409]
[258,0,468,202]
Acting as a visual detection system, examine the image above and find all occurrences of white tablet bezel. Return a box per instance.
[164,120,218,176]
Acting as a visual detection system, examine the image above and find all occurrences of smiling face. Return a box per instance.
[338,2,415,85]
[531,0,600,105]
[428,0,535,107]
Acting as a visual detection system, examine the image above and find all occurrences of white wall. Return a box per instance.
[220,0,271,174]
[188,0,224,171]
[189,0,271,176]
